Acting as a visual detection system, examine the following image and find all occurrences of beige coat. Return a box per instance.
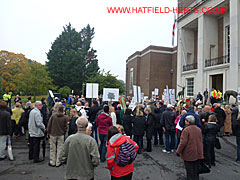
[224,109,232,133]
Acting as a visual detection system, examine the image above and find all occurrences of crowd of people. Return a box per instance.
[0,92,240,180]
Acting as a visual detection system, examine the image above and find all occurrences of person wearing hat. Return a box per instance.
[60,116,100,180]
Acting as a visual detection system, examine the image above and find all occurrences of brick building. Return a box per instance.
[126,45,177,97]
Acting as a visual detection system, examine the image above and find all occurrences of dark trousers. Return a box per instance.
[133,135,143,154]
[184,160,200,180]
[68,179,94,180]
[154,128,164,145]
[111,172,133,180]
[147,138,152,152]
[204,142,215,167]
[237,136,240,161]
[29,137,42,162]
[99,134,107,162]
[165,130,176,151]
[90,122,98,145]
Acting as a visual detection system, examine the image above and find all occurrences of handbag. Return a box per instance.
[215,138,221,149]
[198,160,210,174]
[7,136,14,161]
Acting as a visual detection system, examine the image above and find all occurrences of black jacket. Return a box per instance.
[68,116,78,136]
[161,108,176,131]
[232,107,239,126]
[214,107,226,127]
[115,109,122,125]
[88,105,102,123]
[0,109,12,135]
[153,112,162,129]
[236,120,240,137]
[203,122,219,144]
[132,116,145,136]
[122,114,133,136]
[146,113,155,139]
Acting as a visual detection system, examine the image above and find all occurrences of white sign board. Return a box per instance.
[238,88,240,111]
[86,83,99,98]
[154,88,159,96]
[169,89,175,105]
[137,86,142,103]
[48,90,54,98]
[133,85,138,103]
[103,88,119,101]
[163,88,170,105]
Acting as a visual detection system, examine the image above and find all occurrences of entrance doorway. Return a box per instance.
[210,74,223,91]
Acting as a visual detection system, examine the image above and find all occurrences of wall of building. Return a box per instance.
[183,28,195,64]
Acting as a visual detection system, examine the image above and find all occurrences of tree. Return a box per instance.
[0,76,3,97]
[58,86,71,98]
[47,23,99,93]
[86,71,125,94]
[0,50,30,93]
[16,61,54,98]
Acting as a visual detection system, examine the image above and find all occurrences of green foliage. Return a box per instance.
[47,23,99,92]
[0,76,3,97]
[58,86,71,98]
[86,71,125,94]
[16,61,55,97]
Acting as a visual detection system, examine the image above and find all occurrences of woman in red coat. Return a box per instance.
[107,126,139,180]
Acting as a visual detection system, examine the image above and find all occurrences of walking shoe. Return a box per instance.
[162,149,170,154]
[0,156,7,161]
[171,150,174,153]
[56,163,62,168]
[48,163,55,167]
[34,159,44,163]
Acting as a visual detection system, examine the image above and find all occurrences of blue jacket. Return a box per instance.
[179,110,201,129]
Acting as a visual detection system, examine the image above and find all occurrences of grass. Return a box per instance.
[11,95,48,104]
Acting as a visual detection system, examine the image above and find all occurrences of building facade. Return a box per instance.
[126,45,177,97]
[177,0,240,98]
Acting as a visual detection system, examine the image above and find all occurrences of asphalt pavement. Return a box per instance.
[0,135,239,180]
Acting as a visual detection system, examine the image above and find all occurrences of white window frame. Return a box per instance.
[186,77,194,97]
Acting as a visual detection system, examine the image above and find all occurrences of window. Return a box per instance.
[129,68,133,94]
[186,78,194,97]
[225,25,230,62]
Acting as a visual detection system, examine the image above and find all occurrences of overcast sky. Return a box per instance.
[0,0,177,81]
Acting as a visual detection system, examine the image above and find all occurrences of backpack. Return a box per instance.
[116,140,137,167]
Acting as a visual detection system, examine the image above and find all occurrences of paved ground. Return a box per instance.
[0,135,239,180]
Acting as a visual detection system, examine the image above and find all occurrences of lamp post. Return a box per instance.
[170,69,174,89]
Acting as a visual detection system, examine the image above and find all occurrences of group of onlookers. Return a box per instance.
[1,93,240,180]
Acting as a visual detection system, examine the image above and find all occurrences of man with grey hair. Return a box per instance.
[28,101,46,163]
[61,116,100,180]
[177,115,204,180]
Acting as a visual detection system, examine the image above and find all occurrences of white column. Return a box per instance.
[229,0,240,90]
[177,28,183,97]
[196,14,205,94]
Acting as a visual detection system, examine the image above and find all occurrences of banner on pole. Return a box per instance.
[86,83,99,98]
[48,90,54,98]
[103,88,119,101]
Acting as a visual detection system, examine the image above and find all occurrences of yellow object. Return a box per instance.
[3,93,9,101]
[11,107,24,125]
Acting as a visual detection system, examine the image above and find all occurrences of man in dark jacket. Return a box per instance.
[179,105,201,129]
[89,100,102,144]
[144,107,155,152]
[161,104,176,153]
[153,108,164,146]
[41,98,49,127]
[214,104,226,137]
[0,101,12,160]
[231,104,239,136]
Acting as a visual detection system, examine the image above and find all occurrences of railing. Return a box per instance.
[205,55,230,67]
[183,63,198,72]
